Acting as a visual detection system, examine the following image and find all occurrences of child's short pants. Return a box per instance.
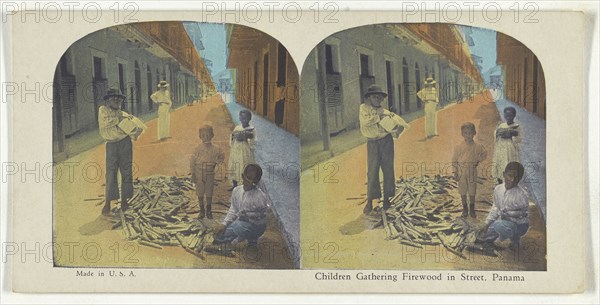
[195,173,216,198]
[458,166,477,196]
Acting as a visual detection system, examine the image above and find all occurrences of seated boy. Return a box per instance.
[480,161,529,250]
[204,164,270,255]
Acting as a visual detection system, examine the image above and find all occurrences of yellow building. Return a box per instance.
[53,22,214,160]
[300,23,483,147]
[226,25,300,135]
[496,32,546,119]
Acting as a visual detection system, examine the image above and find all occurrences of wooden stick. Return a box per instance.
[436,235,467,259]
[382,210,392,238]
[119,211,130,239]
[139,239,162,249]
[399,240,423,248]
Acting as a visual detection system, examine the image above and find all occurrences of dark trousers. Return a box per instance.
[367,134,395,201]
[105,137,133,202]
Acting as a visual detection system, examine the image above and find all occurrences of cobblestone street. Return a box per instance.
[223,93,301,267]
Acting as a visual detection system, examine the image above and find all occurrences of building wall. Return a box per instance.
[135,22,213,93]
[53,22,212,159]
[227,26,299,135]
[497,32,546,119]
[404,24,482,84]
[58,28,170,134]
[301,24,472,144]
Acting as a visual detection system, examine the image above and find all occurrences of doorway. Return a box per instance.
[262,53,269,116]
[134,61,142,114]
[402,58,410,113]
[385,60,395,112]
[415,62,421,109]
[92,56,107,127]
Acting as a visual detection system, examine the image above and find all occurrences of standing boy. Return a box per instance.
[452,122,488,218]
[480,161,529,250]
[190,124,225,219]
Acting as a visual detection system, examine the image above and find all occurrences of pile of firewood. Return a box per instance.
[380,175,487,258]
[109,175,216,259]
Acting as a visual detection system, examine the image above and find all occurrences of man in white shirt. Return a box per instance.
[204,164,270,255]
[359,85,409,214]
[98,88,141,216]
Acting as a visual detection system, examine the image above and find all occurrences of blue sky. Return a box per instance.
[183,22,228,81]
[460,25,497,74]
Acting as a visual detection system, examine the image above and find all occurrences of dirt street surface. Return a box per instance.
[301,91,547,270]
[54,96,295,269]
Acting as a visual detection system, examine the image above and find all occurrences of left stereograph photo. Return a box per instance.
[52,22,300,269]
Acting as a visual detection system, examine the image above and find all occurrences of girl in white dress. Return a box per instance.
[228,110,257,190]
[493,106,523,184]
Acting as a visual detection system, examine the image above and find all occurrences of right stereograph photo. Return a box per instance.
[300,23,546,270]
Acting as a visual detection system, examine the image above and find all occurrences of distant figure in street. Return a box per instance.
[98,88,142,216]
[493,106,522,184]
[452,122,487,218]
[456,90,464,104]
[190,124,225,220]
[228,110,257,191]
[359,85,410,214]
[151,81,172,141]
[204,164,270,255]
[187,94,194,106]
[417,77,439,139]
[479,161,529,250]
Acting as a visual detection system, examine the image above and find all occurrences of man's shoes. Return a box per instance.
[469,204,476,218]
[101,203,111,216]
[382,200,391,210]
[363,201,373,215]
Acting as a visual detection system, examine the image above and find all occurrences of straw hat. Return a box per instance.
[103,88,126,101]
[364,85,388,98]
[424,77,437,85]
